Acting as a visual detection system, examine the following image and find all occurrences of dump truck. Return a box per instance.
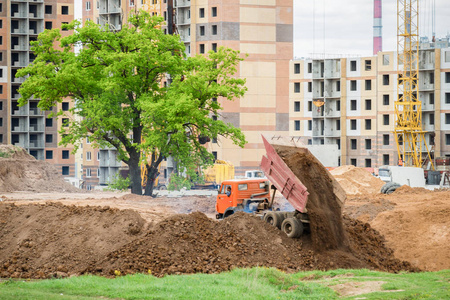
[216,136,325,238]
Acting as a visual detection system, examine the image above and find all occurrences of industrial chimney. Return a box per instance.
[373,0,382,54]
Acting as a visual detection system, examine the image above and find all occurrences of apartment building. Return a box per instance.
[182,0,293,174]
[290,47,450,168]
[0,0,76,177]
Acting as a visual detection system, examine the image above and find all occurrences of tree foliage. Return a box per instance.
[17,11,247,195]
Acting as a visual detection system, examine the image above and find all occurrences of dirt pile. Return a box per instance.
[330,165,385,195]
[0,203,417,279]
[0,202,146,278]
[370,191,450,271]
[0,145,79,193]
[273,145,347,251]
[344,188,450,271]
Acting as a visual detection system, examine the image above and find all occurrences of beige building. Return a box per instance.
[290,47,450,168]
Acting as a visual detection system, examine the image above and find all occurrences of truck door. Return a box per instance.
[216,184,233,214]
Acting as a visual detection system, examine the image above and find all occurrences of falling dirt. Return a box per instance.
[273,145,347,251]
[0,145,79,193]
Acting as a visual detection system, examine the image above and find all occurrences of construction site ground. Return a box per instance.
[0,145,449,280]
[1,183,449,278]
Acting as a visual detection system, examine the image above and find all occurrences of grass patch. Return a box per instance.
[0,148,14,158]
[0,268,448,300]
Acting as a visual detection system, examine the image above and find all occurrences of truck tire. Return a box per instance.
[263,211,283,229]
[386,183,401,194]
[381,182,396,194]
[223,207,236,218]
[381,182,400,194]
[281,217,304,238]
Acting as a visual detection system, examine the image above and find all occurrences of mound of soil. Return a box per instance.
[371,192,450,271]
[0,202,146,278]
[330,165,385,195]
[344,197,396,222]
[0,145,79,193]
[0,203,418,279]
[392,185,430,194]
[273,145,347,251]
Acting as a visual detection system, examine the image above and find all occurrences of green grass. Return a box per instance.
[0,268,448,300]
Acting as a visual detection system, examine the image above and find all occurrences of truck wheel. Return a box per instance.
[381,182,396,194]
[223,208,236,218]
[264,211,283,229]
[159,185,167,191]
[386,183,401,194]
[281,217,304,238]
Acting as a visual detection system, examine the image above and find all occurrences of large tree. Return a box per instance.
[17,11,247,195]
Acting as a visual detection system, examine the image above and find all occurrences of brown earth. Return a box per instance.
[0,145,79,193]
[344,188,450,271]
[0,144,448,278]
[0,202,417,279]
[330,165,386,195]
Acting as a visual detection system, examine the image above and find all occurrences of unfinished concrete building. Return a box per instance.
[290,47,450,168]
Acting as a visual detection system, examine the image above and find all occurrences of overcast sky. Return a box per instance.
[294,0,450,58]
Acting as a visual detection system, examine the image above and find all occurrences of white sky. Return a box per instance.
[294,0,450,58]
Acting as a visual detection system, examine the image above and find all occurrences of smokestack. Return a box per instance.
[373,0,382,55]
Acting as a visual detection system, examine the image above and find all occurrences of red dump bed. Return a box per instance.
[260,136,309,213]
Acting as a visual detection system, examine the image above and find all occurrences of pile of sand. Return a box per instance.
[330,165,385,195]
[0,145,79,193]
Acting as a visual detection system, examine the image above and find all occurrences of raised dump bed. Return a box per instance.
[216,136,347,248]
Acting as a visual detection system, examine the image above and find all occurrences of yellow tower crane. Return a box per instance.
[394,0,434,169]
[143,0,163,16]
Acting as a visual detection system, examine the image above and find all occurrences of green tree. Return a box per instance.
[17,11,247,195]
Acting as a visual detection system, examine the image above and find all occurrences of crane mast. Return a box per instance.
[394,0,433,169]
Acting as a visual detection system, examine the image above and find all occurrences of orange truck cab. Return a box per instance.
[215,178,271,219]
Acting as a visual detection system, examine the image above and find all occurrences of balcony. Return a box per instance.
[176,0,191,7]
[29,140,44,148]
[12,28,28,35]
[12,76,26,83]
[29,124,44,132]
[12,11,28,18]
[13,125,28,132]
[12,44,28,51]
[29,107,44,116]
[11,106,28,116]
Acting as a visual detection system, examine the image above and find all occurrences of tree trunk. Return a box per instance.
[128,154,142,195]
[143,164,159,196]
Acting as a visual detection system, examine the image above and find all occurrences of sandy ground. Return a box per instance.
[1,191,217,223]
[2,187,448,272]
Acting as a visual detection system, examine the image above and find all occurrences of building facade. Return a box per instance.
[290,47,450,168]
[175,0,294,174]
[0,0,77,178]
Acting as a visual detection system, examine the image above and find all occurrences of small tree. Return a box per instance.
[17,11,247,195]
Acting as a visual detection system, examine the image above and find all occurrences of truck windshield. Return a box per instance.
[220,185,231,194]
